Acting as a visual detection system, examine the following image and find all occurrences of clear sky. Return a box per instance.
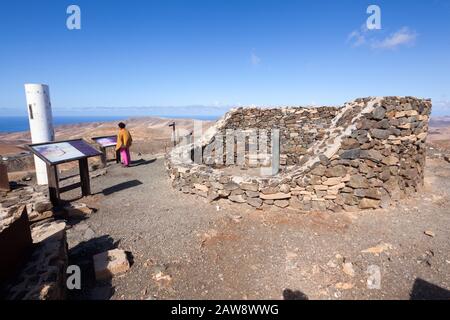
[0,0,449,116]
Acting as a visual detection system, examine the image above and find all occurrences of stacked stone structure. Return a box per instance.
[166,97,432,212]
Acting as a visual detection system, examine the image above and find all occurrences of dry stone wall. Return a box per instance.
[166,97,432,212]
[219,107,338,166]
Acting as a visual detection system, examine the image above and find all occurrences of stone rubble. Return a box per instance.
[93,249,130,281]
[1,186,54,227]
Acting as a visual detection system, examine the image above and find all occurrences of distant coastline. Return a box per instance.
[0,115,219,133]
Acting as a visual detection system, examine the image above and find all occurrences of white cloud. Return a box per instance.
[435,99,450,110]
[347,25,369,47]
[250,52,261,66]
[372,27,417,49]
[347,26,417,50]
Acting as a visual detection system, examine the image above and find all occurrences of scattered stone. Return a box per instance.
[342,262,356,277]
[193,184,208,193]
[93,249,130,280]
[63,203,94,218]
[424,230,435,237]
[361,243,393,254]
[335,282,354,290]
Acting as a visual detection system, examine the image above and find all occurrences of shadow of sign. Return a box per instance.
[410,278,450,300]
[101,180,143,196]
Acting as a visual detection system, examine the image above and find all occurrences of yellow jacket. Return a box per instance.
[116,128,132,150]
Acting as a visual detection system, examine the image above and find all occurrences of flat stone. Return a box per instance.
[93,249,130,280]
[260,192,291,200]
[228,194,247,203]
[372,106,386,120]
[261,187,278,195]
[323,177,342,186]
[245,190,260,198]
[340,148,361,160]
[63,203,94,218]
[247,197,263,208]
[218,189,231,197]
[210,181,224,190]
[193,183,208,193]
[240,182,259,192]
[274,200,289,208]
[223,182,240,191]
[279,184,291,193]
[207,191,220,202]
[325,166,347,178]
[358,198,380,209]
[347,175,369,189]
[360,149,383,163]
[33,200,53,213]
[313,185,328,191]
[382,155,399,166]
[370,129,391,140]
[230,189,244,196]
[342,262,355,277]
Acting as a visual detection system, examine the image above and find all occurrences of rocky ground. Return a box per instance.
[60,154,450,300]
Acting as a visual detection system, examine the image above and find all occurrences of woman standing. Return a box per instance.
[115,122,133,167]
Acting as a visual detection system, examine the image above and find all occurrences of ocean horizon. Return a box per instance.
[0,115,219,133]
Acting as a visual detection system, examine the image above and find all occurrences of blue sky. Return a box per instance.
[0,0,449,116]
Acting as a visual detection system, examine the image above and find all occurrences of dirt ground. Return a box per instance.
[61,154,450,300]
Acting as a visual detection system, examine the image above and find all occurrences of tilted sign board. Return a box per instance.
[92,135,117,148]
[27,139,102,205]
[29,139,102,165]
[91,135,119,166]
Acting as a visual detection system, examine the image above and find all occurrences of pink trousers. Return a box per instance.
[120,148,131,166]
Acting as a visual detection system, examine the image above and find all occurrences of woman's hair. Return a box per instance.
[118,122,126,129]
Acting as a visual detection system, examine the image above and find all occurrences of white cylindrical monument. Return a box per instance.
[24,84,55,185]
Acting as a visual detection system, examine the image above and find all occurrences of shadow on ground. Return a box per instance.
[282,289,309,300]
[130,158,156,167]
[68,235,120,300]
[99,180,143,196]
[410,278,450,300]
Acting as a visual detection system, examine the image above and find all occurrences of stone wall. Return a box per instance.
[218,107,338,166]
[1,186,53,226]
[5,220,68,300]
[1,186,68,300]
[166,97,432,212]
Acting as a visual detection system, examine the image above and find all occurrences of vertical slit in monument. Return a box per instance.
[248,129,258,168]
[28,104,34,119]
[259,129,280,176]
[226,129,235,166]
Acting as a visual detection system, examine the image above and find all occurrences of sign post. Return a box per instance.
[91,135,118,168]
[0,162,10,191]
[169,122,176,147]
[27,139,102,206]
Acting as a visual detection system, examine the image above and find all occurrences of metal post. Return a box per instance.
[169,122,176,147]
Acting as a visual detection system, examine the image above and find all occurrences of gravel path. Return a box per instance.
[64,156,450,300]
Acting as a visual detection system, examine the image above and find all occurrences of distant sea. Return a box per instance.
[0,115,218,133]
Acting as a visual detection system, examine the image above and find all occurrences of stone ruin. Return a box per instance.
[0,167,120,300]
[0,187,68,300]
[166,96,432,212]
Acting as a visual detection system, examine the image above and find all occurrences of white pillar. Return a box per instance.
[24,84,55,185]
